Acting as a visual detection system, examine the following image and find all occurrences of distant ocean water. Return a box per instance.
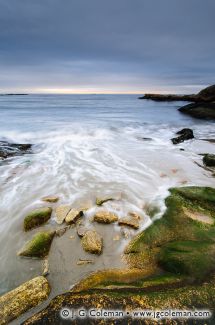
[0,94,214,312]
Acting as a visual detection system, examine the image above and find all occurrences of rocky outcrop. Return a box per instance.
[171,128,194,144]
[139,84,215,103]
[93,211,118,224]
[203,154,215,167]
[0,141,32,160]
[139,93,198,101]
[0,276,50,325]
[18,231,55,258]
[81,230,103,254]
[179,102,215,119]
[24,207,52,231]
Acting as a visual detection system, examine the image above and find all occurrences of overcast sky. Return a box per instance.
[0,0,214,94]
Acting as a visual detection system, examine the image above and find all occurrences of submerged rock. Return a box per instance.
[42,259,49,276]
[93,210,118,224]
[18,231,55,258]
[55,205,71,224]
[0,140,32,160]
[203,154,215,167]
[96,197,114,206]
[76,221,88,237]
[65,209,83,224]
[55,226,69,237]
[24,207,52,231]
[41,196,59,203]
[81,230,103,255]
[171,128,194,144]
[0,276,50,325]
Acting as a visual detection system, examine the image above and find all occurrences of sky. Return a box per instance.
[0,0,214,94]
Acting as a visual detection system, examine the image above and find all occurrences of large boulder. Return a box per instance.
[0,141,32,160]
[0,276,50,325]
[81,230,103,255]
[55,205,71,224]
[24,207,52,231]
[18,231,55,258]
[65,209,83,224]
[179,102,215,120]
[171,128,194,144]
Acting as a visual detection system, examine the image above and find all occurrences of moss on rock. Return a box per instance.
[18,231,55,258]
[0,276,50,325]
[24,207,52,231]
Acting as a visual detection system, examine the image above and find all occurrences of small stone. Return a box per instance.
[24,207,52,231]
[55,205,71,224]
[55,226,69,237]
[128,212,141,220]
[42,259,49,276]
[42,196,59,203]
[76,222,88,237]
[77,259,94,265]
[113,235,120,241]
[82,230,103,255]
[96,197,114,206]
[69,235,75,240]
[94,211,118,224]
[65,209,83,224]
[118,217,139,229]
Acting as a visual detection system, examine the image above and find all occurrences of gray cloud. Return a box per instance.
[0,0,214,93]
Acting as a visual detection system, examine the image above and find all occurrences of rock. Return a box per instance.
[0,276,50,324]
[118,216,139,229]
[128,212,141,220]
[77,259,94,265]
[93,211,118,224]
[41,196,59,203]
[139,85,215,103]
[55,205,71,224]
[65,209,83,224]
[76,221,88,237]
[96,197,114,206]
[171,128,194,144]
[55,226,69,237]
[197,84,215,102]
[42,259,49,276]
[18,231,55,258]
[0,140,32,160]
[24,207,52,231]
[203,154,215,167]
[139,93,197,101]
[179,102,215,120]
[81,230,103,255]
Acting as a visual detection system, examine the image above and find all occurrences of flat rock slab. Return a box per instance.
[55,205,71,224]
[94,211,118,224]
[118,217,139,229]
[65,209,83,224]
[81,230,103,255]
[41,196,59,203]
[0,276,50,325]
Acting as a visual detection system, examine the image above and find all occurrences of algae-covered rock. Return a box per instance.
[55,205,71,224]
[65,209,83,224]
[41,196,59,203]
[24,207,52,231]
[0,276,50,325]
[203,154,215,167]
[81,230,103,254]
[96,197,114,206]
[93,210,118,224]
[18,231,55,258]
